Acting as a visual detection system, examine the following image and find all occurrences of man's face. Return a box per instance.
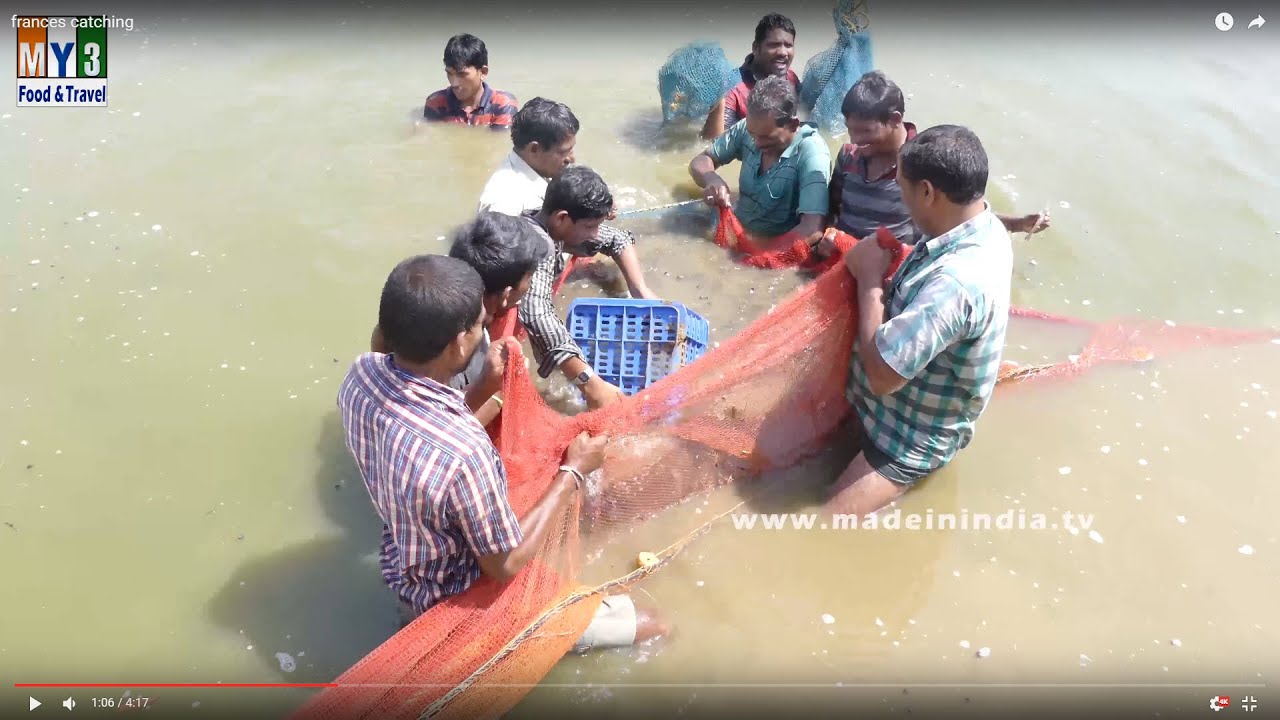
[445,65,486,103]
[454,306,488,373]
[526,134,577,180]
[846,113,901,154]
[745,111,797,154]
[752,28,796,75]
[548,212,603,253]
[480,271,535,321]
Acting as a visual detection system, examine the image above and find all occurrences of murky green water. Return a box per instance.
[2,3,1277,716]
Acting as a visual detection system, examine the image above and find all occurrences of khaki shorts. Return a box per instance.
[398,593,638,652]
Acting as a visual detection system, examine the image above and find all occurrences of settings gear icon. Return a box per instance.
[1210,695,1230,711]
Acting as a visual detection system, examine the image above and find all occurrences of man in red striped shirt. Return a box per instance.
[701,14,802,140]
[422,34,518,130]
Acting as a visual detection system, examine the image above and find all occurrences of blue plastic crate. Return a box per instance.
[566,298,710,396]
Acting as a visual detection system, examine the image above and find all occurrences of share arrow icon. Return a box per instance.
[1249,15,1266,28]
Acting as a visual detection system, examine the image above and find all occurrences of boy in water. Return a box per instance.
[821,71,1048,249]
[422,34,518,129]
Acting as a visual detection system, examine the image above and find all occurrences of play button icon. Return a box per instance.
[29,697,41,711]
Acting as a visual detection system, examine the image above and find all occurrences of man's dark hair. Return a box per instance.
[511,97,580,151]
[841,70,905,122]
[448,211,550,294]
[542,165,612,222]
[443,34,487,70]
[747,75,798,125]
[378,255,483,364]
[754,13,796,45]
[899,125,989,205]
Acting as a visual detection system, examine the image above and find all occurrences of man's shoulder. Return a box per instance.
[793,128,832,171]
[424,89,453,109]
[797,128,832,157]
[340,352,390,394]
[488,88,519,109]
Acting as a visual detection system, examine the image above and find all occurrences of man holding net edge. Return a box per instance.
[339,255,667,650]
[828,125,1012,516]
[689,75,831,245]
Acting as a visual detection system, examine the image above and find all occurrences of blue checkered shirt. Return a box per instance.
[848,207,1012,473]
[338,353,523,613]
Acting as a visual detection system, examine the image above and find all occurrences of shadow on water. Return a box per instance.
[207,412,396,686]
[615,109,706,155]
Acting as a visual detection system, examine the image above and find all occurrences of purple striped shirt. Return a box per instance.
[337,352,523,612]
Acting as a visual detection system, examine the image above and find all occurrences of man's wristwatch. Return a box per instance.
[571,366,596,387]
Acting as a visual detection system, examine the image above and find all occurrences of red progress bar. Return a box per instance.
[15,683,337,688]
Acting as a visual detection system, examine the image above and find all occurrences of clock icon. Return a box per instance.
[1215,12,1235,31]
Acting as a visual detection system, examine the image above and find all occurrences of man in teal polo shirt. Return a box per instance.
[688,75,831,241]
[829,124,1012,517]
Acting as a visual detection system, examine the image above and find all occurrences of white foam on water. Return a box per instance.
[1058,466,1072,475]
[821,614,835,624]
[1238,545,1255,556]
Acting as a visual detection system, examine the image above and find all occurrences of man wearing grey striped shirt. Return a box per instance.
[517,166,636,409]
[821,71,1049,252]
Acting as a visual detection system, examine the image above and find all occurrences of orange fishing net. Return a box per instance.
[295,211,1279,720]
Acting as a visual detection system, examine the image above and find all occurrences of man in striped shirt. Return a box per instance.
[819,71,1048,250]
[421,34,518,129]
[518,166,637,409]
[339,255,663,649]
[829,125,1012,517]
[701,13,802,140]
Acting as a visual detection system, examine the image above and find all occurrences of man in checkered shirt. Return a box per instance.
[829,124,1012,516]
[339,255,666,650]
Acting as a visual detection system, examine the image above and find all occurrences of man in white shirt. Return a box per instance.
[477,97,656,301]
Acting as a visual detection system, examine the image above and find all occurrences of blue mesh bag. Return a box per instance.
[658,41,740,124]
[800,0,875,135]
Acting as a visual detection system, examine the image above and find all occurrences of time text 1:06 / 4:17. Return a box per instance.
[91,696,150,709]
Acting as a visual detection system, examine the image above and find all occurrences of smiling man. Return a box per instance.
[422,33,518,129]
[701,13,802,140]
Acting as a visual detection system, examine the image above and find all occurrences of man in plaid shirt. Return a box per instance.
[829,125,1012,516]
[339,255,665,650]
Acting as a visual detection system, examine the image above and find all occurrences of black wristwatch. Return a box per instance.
[571,366,596,387]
